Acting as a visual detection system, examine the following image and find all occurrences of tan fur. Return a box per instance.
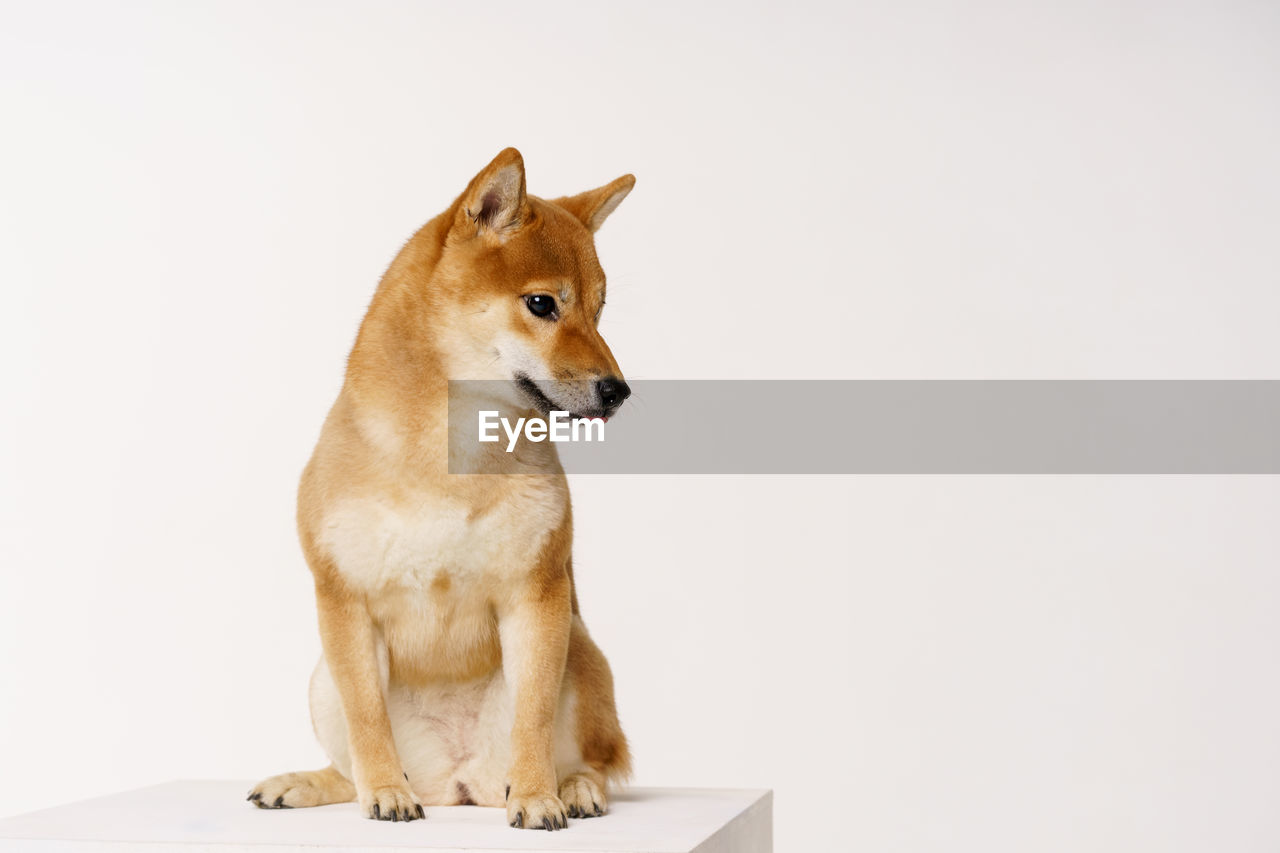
[249,149,633,830]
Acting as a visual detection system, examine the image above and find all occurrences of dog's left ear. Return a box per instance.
[455,147,530,237]
[553,174,636,233]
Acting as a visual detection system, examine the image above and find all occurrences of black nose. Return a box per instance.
[596,377,631,409]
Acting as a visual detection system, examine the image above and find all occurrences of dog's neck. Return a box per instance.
[337,207,547,477]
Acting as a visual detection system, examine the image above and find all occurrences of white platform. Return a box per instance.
[0,781,771,853]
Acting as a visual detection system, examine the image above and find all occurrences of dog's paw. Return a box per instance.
[559,773,607,819]
[506,789,567,830]
[360,782,424,822]
[247,772,333,809]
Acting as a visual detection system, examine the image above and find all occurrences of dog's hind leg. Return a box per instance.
[558,766,609,819]
[247,656,363,810]
[557,617,631,819]
[247,764,355,809]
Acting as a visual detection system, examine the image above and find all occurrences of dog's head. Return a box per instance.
[433,148,634,420]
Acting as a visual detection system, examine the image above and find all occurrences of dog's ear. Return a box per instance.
[553,174,636,233]
[455,148,529,237]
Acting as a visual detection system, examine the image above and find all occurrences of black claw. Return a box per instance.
[593,802,603,816]
[416,804,425,819]
[542,816,553,831]
[505,784,510,802]
[271,796,282,808]
[372,803,381,820]
[403,772,408,780]
[513,811,524,828]
[567,805,578,818]
[391,808,399,822]
[248,792,262,802]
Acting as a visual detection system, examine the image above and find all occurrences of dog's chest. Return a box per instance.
[317,479,566,593]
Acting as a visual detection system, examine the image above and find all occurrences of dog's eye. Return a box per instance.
[525,295,557,318]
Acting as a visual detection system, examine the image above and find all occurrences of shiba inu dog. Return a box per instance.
[248,149,634,831]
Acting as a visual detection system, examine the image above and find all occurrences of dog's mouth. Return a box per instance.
[514,374,611,421]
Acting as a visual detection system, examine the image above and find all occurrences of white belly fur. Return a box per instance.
[309,656,582,806]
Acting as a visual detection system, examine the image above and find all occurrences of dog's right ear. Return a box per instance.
[453,148,529,239]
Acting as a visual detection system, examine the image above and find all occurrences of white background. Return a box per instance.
[2,2,1278,851]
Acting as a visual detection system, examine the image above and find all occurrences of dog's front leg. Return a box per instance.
[314,576,423,822]
[499,559,572,830]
